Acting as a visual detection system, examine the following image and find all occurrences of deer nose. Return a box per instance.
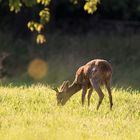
[57,101,62,106]
[57,101,65,106]
[57,103,63,106]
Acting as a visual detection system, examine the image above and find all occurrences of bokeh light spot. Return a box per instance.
[28,58,48,80]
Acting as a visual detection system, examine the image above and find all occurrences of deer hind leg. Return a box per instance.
[89,78,104,110]
[81,86,87,106]
[87,88,93,107]
[104,80,113,110]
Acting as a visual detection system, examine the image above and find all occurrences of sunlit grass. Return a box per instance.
[0,84,139,140]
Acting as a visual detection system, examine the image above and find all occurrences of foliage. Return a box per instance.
[84,0,100,14]
[1,0,140,45]
[0,85,140,140]
[0,0,99,44]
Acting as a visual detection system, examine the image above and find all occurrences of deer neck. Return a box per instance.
[67,82,81,98]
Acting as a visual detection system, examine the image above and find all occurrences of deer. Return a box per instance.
[53,59,113,110]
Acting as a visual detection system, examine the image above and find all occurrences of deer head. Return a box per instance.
[53,80,70,105]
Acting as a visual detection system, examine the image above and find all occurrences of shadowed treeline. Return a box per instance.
[0,1,140,89]
[0,26,140,89]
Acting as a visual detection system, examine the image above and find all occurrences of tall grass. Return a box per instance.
[0,85,140,140]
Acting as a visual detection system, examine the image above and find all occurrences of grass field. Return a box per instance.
[0,84,139,140]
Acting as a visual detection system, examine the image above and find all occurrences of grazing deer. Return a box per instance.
[53,59,113,110]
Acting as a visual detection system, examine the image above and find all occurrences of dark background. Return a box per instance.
[0,0,140,88]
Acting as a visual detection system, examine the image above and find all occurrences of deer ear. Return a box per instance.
[65,80,70,86]
[63,80,70,92]
[60,81,67,91]
[60,80,70,92]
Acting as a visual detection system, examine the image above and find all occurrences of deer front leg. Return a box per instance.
[87,88,93,107]
[104,80,113,110]
[90,78,104,110]
[81,86,87,106]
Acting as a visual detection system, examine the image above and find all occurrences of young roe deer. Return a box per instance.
[53,59,113,110]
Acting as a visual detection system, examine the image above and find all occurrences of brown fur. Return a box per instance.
[75,59,112,86]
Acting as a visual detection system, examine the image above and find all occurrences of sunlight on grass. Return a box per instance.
[0,85,140,140]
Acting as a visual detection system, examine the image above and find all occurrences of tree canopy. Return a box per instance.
[0,0,99,44]
[1,0,140,44]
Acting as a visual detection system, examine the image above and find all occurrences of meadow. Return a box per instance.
[0,84,139,140]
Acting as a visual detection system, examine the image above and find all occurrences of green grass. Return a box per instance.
[0,84,140,140]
